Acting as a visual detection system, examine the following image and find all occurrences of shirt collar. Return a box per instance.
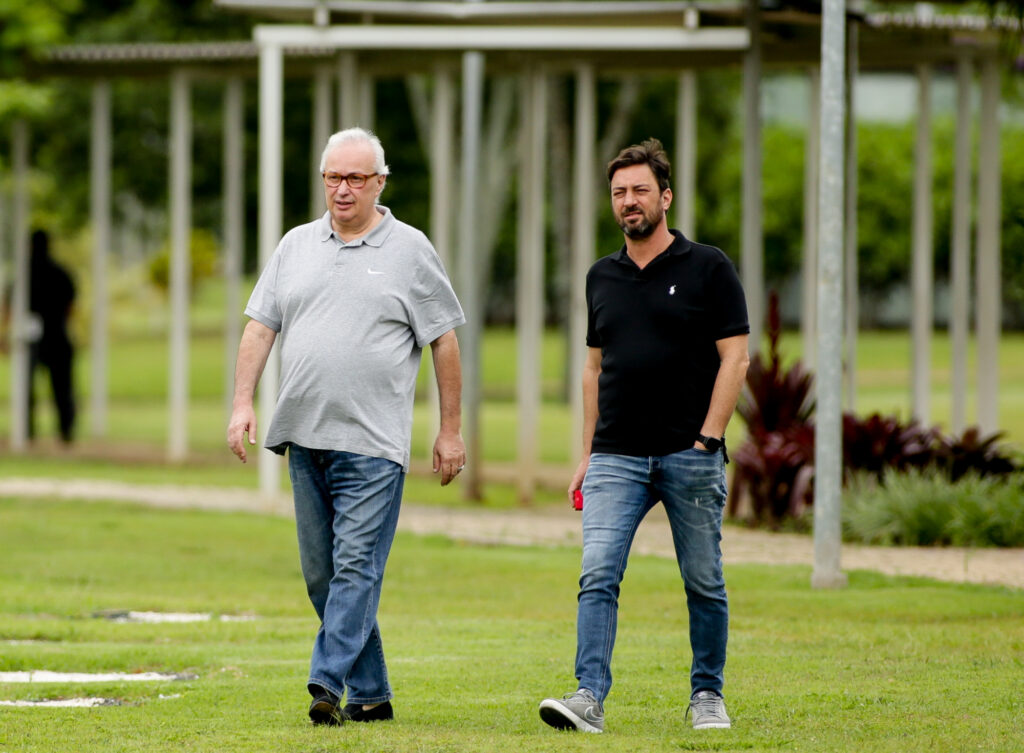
[318,205,395,247]
[612,229,690,267]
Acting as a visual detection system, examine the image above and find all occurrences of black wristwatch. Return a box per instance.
[695,434,729,463]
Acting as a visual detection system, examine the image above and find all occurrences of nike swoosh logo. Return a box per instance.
[583,708,603,722]
[367,268,384,275]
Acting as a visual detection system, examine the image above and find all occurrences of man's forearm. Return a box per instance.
[700,334,750,438]
[233,320,276,407]
[580,347,602,455]
[431,330,463,434]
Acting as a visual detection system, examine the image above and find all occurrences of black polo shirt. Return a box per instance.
[586,230,749,457]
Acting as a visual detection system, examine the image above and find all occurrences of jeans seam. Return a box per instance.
[579,470,652,702]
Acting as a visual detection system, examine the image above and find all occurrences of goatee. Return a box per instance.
[620,219,656,239]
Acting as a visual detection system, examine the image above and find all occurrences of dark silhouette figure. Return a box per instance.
[29,230,76,443]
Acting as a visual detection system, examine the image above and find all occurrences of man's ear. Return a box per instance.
[662,187,673,212]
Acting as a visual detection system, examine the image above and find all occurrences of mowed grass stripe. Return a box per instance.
[0,498,1021,752]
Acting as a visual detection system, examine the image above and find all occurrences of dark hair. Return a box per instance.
[606,138,672,191]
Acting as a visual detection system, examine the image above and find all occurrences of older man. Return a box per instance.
[539,138,749,733]
[228,127,465,726]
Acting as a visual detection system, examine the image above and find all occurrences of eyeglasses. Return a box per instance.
[322,171,379,189]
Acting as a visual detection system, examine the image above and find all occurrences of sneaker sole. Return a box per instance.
[309,700,344,726]
[538,699,603,734]
[693,721,732,730]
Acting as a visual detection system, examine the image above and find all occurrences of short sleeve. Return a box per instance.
[244,247,284,333]
[585,268,601,348]
[407,243,465,347]
[708,256,749,341]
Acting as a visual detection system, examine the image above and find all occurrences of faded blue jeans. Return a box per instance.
[288,445,404,704]
[575,449,729,702]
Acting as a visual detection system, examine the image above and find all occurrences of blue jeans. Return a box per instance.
[288,445,405,704]
[575,449,729,702]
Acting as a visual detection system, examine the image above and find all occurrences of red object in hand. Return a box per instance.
[573,489,584,511]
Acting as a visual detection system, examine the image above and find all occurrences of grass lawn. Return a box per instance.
[2,327,1023,464]
[1,497,1022,752]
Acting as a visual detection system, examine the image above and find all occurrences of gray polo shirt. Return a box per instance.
[245,207,465,470]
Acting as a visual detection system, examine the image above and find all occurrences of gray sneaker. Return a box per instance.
[688,690,732,729]
[539,689,604,733]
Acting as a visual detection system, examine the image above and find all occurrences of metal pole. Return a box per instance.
[458,49,485,500]
[950,53,973,434]
[8,120,30,451]
[258,41,284,503]
[359,75,375,132]
[427,66,455,453]
[911,64,933,426]
[516,67,546,505]
[311,64,333,219]
[570,63,596,465]
[168,69,192,463]
[90,80,112,438]
[843,24,859,411]
[675,69,696,239]
[975,55,1001,435]
[802,66,820,373]
[338,51,359,127]
[223,77,245,421]
[811,0,848,590]
[741,0,764,350]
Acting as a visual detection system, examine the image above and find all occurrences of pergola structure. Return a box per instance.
[5,0,1018,588]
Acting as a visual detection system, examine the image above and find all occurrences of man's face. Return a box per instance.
[323,140,385,234]
[610,163,670,240]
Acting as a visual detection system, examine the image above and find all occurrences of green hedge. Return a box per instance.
[843,470,1024,547]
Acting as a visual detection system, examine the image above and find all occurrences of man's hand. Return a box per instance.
[433,429,466,486]
[567,457,589,507]
[226,404,258,463]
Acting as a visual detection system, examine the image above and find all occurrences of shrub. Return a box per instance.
[841,413,939,482]
[732,295,1020,533]
[730,292,815,525]
[731,424,815,524]
[935,427,1019,482]
[843,470,1024,548]
[148,228,219,294]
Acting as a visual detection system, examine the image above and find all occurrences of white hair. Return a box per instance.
[319,127,390,176]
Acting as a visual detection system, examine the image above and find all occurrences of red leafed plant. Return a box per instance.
[730,294,1019,529]
[730,292,816,525]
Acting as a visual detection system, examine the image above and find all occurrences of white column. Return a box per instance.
[802,66,820,371]
[976,55,1001,435]
[90,80,112,438]
[8,120,30,451]
[338,51,359,127]
[910,65,934,426]
[516,68,546,505]
[311,64,333,219]
[223,77,245,420]
[811,0,848,590]
[457,50,485,500]
[427,66,456,452]
[258,42,284,502]
[0,178,5,344]
[742,0,764,350]
[168,70,192,463]
[359,75,375,132]
[675,69,696,239]
[570,63,596,465]
[950,54,973,434]
[843,26,859,411]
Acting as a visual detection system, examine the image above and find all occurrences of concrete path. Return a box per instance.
[2,477,1021,590]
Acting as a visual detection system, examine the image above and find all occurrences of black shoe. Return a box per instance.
[342,700,394,722]
[308,688,344,726]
